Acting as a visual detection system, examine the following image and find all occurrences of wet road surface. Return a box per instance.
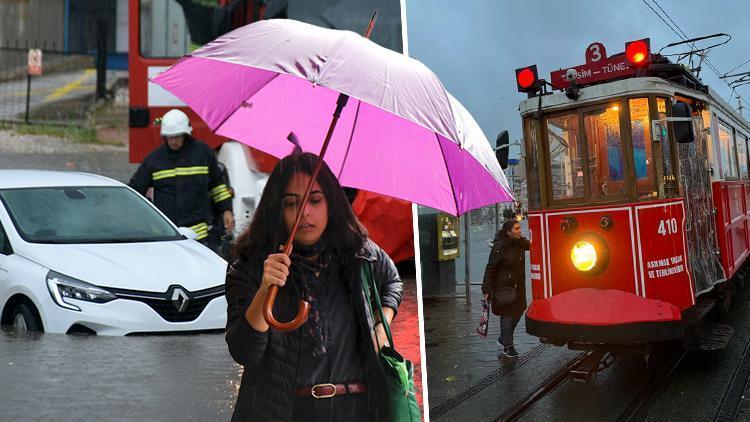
[0,279,422,421]
[0,331,240,421]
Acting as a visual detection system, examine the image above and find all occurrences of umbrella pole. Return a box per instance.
[263,93,350,332]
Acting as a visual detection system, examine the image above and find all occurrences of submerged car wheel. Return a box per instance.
[11,303,42,333]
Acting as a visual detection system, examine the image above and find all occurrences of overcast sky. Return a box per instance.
[405,0,750,157]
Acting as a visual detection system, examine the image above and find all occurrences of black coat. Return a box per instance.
[481,234,530,318]
[225,240,403,421]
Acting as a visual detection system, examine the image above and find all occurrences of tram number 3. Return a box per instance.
[657,218,679,236]
[588,44,602,62]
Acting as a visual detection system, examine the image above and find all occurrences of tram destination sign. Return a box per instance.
[550,42,636,89]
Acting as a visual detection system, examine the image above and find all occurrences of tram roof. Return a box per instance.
[519,77,749,131]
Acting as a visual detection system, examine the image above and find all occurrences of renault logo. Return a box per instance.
[170,287,190,312]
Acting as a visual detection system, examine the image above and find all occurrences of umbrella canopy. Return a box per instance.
[152,18,513,216]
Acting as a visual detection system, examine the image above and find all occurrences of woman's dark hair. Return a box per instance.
[500,219,519,237]
[232,152,368,262]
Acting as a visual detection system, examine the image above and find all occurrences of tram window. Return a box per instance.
[657,98,678,196]
[584,105,625,199]
[629,98,656,197]
[739,134,749,180]
[718,121,739,179]
[524,118,541,209]
[546,114,584,200]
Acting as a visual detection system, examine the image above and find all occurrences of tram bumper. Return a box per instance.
[525,288,684,344]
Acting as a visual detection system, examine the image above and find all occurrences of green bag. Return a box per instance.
[361,263,421,422]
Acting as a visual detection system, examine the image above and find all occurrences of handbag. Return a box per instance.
[361,263,421,422]
[476,298,490,337]
[490,286,516,316]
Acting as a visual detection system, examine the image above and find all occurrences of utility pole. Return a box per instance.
[739,96,744,119]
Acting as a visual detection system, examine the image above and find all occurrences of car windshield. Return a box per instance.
[0,186,182,244]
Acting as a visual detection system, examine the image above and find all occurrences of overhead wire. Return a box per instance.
[645,0,748,108]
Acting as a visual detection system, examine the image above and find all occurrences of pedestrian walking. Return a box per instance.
[224,152,404,421]
[128,109,234,246]
[482,219,530,358]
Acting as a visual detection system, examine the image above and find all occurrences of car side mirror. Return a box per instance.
[178,227,199,240]
[496,130,510,169]
[672,101,695,144]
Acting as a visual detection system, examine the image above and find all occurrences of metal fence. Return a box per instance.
[0,44,99,126]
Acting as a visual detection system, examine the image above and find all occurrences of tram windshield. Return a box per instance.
[533,96,663,206]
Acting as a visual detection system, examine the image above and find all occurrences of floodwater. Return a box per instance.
[0,330,241,421]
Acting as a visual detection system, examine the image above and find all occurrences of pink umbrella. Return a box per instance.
[152,18,513,330]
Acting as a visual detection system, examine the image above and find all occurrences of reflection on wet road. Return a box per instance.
[0,330,240,421]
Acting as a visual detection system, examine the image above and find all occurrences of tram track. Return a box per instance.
[495,344,687,422]
[714,337,750,421]
[616,348,686,421]
[429,343,550,419]
[495,351,591,422]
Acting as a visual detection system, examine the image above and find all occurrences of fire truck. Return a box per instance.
[127,0,413,262]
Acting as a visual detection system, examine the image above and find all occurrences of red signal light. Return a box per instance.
[625,39,650,67]
[515,65,539,92]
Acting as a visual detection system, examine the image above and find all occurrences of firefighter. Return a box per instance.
[129,109,234,246]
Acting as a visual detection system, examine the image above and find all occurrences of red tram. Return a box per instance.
[515,38,750,352]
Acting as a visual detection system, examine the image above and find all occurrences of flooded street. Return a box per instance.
[0,331,240,421]
[0,279,421,421]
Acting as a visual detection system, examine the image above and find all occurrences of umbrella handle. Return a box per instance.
[262,285,311,332]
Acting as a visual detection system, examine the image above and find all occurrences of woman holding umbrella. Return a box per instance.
[225,152,403,421]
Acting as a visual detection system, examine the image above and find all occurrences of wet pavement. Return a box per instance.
[0,69,122,124]
[422,221,539,419]
[0,278,421,421]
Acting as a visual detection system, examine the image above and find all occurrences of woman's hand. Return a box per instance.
[260,253,291,292]
[246,252,292,332]
[373,322,390,352]
[371,307,395,352]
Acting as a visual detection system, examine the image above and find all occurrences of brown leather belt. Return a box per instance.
[294,381,367,399]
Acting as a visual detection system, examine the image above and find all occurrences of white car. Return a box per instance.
[0,170,228,335]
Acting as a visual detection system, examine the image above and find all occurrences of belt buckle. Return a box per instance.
[311,383,336,399]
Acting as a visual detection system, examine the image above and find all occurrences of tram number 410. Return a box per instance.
[657,218,679,236]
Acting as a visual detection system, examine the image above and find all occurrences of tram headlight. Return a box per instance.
[569,233,610,275]
[571,241,597,272]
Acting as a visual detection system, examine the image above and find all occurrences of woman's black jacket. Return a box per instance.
[225,239,403,421]
[481,233,530,318]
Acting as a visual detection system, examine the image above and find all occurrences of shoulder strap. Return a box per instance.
[360,262,394,349]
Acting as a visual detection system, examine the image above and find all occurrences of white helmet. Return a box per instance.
[160,109,192,137]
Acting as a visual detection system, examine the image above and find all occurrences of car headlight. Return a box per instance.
[46,271,117,311]
[569,233,610,275]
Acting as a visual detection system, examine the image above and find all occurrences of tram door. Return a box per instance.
[677,111,725,293]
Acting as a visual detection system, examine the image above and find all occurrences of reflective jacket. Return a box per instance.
[129,138,232,239]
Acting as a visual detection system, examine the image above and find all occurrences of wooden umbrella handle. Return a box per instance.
[262,285,311,332]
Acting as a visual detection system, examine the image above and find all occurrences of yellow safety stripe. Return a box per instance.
[189,222,209,240]
[210,184,228,196]
[152,166,209,181]
[213,191,233,202]
[210,184,232,203]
